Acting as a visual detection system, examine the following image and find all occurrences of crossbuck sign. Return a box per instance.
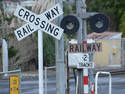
[14,3,64,41]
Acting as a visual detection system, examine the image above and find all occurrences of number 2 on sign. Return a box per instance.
[82,54,89,62]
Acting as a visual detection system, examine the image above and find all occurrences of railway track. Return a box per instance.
[95,68,125,75]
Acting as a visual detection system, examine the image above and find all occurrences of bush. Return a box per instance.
[8,46,18,58]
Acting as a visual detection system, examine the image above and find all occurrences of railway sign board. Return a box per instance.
[68,53,94,68]
[14,3,64,41]
[68,43,101,68]
[68,43,102,53]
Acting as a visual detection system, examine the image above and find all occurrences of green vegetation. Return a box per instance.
[4,33,15,41]
[87,0,125,37]
[63,1,74,16]
[11,0,20,2]
[43,33,55,66]
[0,1,4,14]
[3,15,15,25]
[8,46,18,58]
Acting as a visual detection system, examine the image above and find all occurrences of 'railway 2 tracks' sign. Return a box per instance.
[68,43,102,68]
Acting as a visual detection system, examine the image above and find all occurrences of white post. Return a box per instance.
[95,72,99,94]
[83,68,88,94]
[45,67,47,94]
[109,73,112,94]
[2,39,8,72]
[76,76,79,94]
[38,30,43,94]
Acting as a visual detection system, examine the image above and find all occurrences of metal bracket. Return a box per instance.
[82,12,98,19]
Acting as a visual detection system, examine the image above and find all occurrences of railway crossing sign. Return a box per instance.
[14,3,64,41]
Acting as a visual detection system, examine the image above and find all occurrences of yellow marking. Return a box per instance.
[10,75,19,94]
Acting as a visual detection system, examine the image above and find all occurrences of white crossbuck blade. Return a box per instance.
[14,3,64,41]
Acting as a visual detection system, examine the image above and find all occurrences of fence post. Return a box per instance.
[45,67,47,94]
[44,66,56,94]
[95,72,112,94]
[19,69,21,94]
